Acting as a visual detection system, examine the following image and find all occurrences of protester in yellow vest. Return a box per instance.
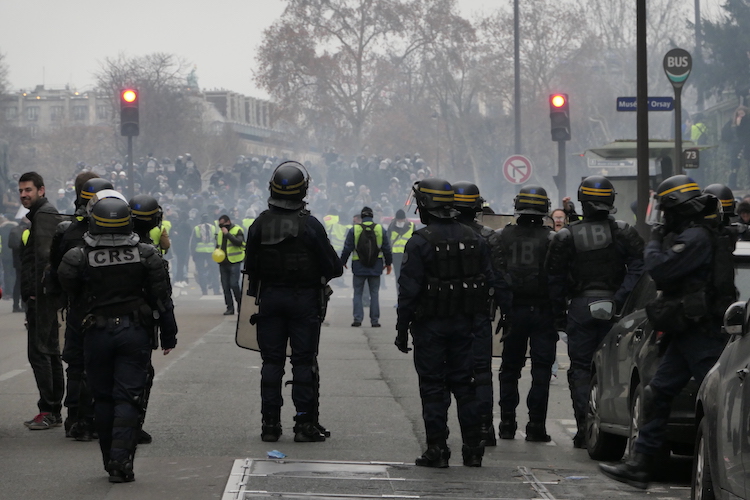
[190,214,220,295]
[386,209,414,283]
[216,214,244,315]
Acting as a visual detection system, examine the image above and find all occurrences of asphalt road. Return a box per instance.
[0,270,694,500]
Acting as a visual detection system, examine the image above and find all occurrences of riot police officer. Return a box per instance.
[244,161,343,443]
[129,193,172,445]
[50,175,113,440]
[546,175,644,448]
[452,181,497,446]
[493,185,558,442]
[58,196,178,483]
[395,178,492,467]
[600,175,734,489]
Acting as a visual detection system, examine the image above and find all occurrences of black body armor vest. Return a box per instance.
[255,209,321,287]
[569,219,624,294]
[416,222,487,318]
[500,224,551,303]
[83,243,148,316]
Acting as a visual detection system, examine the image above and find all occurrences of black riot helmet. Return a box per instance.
[79,178,114,207]
[656,175,717,219]
[412,178,455,223]
[578,176,616,214]
[129,194,163,231]
[703,183,735,218]
[514,185,550,216]
[89,197,133,235]
[268,161,309,210]
[452,181,483,212]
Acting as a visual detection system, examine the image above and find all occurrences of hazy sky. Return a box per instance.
[0,0,720,99]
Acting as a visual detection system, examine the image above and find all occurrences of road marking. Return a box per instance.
[0,369,26,382]
[152,320,229,382]
[519,466,557,499]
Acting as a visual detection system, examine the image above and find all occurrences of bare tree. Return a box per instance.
[255,0,440,153]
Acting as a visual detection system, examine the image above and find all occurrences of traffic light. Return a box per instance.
[120,88,139,136]
[549,93,570,141]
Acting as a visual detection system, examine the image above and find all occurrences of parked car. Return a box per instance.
[585,240,750,464]
[692,300,750,500]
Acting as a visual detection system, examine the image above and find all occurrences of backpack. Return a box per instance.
[199,223,214,245]
[356,223,379,267]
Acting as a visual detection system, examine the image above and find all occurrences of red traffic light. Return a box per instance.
[121,89,138,103]
[550,94,566,108]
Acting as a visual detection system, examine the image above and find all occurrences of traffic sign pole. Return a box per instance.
[663,48,692,176]
[556,141,566,206]
[674,87,683,175]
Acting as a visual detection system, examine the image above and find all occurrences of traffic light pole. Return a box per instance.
[127,135,134,200]
[556,140,566,204]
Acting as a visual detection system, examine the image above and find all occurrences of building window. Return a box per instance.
[26,106,40,121]
[28,124,38,138]
[51,106,65,122]
[4,107,18,120]
[96,105,109,120]
[73,105,88,121]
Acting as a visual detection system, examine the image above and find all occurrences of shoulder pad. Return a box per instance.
[138,242,158,259]
[55,220,72,235]
[553,227,572,242]
[61,246,85,267]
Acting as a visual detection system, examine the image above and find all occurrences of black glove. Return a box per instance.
[395,329,411,353]
[650,224,665,243]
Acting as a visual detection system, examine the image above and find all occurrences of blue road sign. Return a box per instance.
[616,96,674,112]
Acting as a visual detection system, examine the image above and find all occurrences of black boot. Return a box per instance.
[107,459,135,483]
[261,415,282,442]
[415,443,450,468]
[599,452,652,490]
[525,422,551,442]
[499,417,517,440]
[293,414,325,442]
[74,418,95,442]
[479,414,496,447]
[462,443,484,467]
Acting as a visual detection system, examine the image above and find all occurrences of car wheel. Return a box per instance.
[692,416,715,500]
[586,371,627,460]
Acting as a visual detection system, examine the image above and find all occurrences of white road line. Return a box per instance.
[152,320,228,382]
[0,369,26,382]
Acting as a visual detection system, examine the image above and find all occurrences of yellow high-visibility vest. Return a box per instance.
[216,225,244,264]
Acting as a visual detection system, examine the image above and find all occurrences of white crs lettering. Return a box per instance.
[88,247,137,267]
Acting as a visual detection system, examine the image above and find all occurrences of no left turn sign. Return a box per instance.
[502,155,533,184]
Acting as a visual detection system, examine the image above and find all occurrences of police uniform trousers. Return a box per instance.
[26,297,65,416]
[412,314,480,445]
[84,316,151,464]
[471,312,493,419]
[257,287,321,418]
[566,296,614,429]
[62,308,94,424]
[499,304,557,423]
[634,327,726,456]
